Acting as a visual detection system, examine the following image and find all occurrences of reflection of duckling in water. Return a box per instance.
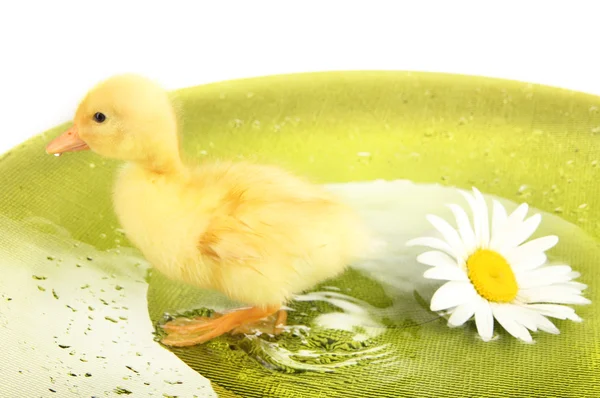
[46,74,368,347]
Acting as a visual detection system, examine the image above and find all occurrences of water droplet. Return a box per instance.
[591,126,600,134]
[246,92,255,98]
[53,153,61,157]
[566,160,574,166]
[554,207,564,214]
[578,203,588,210]
[89,163,96,168]
[229,119,243,128]
[99,233,106,239]
[252,120,261,129]
[357,152,371,157]
[590,106,598,113]
[591,160,598,168]
[114,387,132,395]
[199,150,207,155]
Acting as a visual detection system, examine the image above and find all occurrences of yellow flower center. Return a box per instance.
[466,249,518,303]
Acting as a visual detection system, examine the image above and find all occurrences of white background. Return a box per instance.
[1,0,599,153]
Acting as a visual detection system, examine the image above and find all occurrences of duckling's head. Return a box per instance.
[47,74,181,172]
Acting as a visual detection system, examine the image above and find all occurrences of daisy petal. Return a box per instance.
[472,188,490,247]
[523,304,582,322]
[520,286,591,305]
[500,305,539,331]
[447,302,476,327]
[554,295,591,305]
[426,215,466,260]
[523,309,560,334]
[405,237,455,258]
[503,214,542,250]
[491,303,532,342]
[516,265,574,289]
[447,204,476,254]
[513,235,559,255]
[510,203,530,223]
[506,235,559,270]
[555,281,588,291]
[424,266,468,281]
[490,199,508,246]
[508,253,548,272]
[458,190,481,243]
[567,271,581,280]
[508,305,560,334]
[430,281,477,311]
[490,203,529,251]
[522,284,588,297]
[417,251,457,268]
[474,299,494,341]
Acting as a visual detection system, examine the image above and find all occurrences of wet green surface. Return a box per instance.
[1,71,599,397]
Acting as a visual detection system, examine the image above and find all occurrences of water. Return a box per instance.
[0,179,597,397]
[151,180,596,381]
[0,215,215,397]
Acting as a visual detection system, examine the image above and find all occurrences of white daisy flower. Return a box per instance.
[407,187,590,343]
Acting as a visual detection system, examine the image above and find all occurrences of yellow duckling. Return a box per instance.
[46,74,367,347]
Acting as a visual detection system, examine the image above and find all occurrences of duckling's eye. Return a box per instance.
[93,112,106,123]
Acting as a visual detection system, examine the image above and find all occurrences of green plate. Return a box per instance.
[1,71,598,397]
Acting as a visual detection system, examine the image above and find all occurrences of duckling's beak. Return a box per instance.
[46,125,90,155]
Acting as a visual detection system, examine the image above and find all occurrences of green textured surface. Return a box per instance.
[1,71,599,397]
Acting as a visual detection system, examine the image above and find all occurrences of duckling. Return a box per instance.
[46,74,368,347]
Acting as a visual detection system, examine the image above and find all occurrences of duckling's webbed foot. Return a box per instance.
[160,305,285,347]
